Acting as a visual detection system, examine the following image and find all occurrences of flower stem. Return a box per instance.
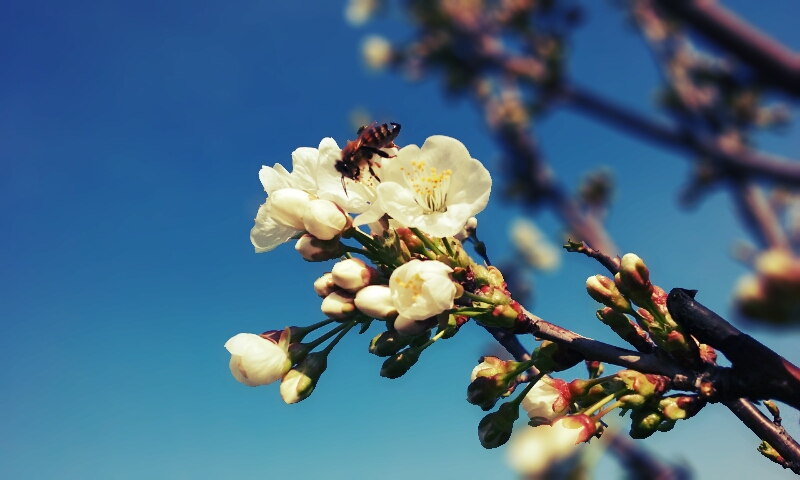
[293,318,337,342]
[342,244,380,262]
[461,291,498,305]
[578,392,618,416]
[304,321,351,352]
[441,237,456,258]
[449,306,493,316]
[592,399,626,421]
[410,227,445,256]
[321,320,357,356]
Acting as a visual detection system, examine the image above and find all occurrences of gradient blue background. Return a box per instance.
[3,1,800,478]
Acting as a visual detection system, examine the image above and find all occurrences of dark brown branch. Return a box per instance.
[521,309,691,379]
[604,430,693,480]
[724,399,800,474]
[667,288,800,410]
[482,325,540,382]
[654,0,800,97]
[559,84,800,187]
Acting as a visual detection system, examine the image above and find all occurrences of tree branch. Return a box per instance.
[558,84,800,187]
[654,0,800,97]
[724,399,800,474]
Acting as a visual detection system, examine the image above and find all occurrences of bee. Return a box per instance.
[336,122,401,192]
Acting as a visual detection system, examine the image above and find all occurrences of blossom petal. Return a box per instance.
[259,164,295,195]
[290,147,320,193]
[250,202,299,253]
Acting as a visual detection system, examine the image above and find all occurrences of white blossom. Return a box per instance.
[354,285,397,319]
[521,376,571,422]
[509,218,560,271]
[506,421,582,476]
[224,333,290,387]
[389,259,456,320]
[251,138,370,253]
[357,136,491,237]
[345,0,379,26]
[362,35,392,71]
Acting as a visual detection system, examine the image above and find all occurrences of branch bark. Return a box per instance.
[724,399,800,474]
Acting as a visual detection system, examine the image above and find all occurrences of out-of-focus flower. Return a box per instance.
[506,417,591,476]
[733,248,800,324]
[321,291,357,319]
[225,333,291,387]
[355,285,397,319]
[390,259,456,320]
[331,258,377,292]
[357,136,491,238]
[521,376,571,424]
[345,0,380,26]
[361,35,393,71]
[509,218,560,271]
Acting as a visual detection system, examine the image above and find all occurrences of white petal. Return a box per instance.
[270,188,313,230]
[394,315,430,336]
[250,202,299,253]
[352,202,386,227]
[290,147,320,193]
[259,164,295,195]
[303,199,347,240]
[225,333,288,386]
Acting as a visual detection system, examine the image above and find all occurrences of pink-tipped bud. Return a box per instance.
[313,272,338,298]
[295,235,342,262]
[320,291,357,320]
[331,258,377,292]
[616,253,653,304]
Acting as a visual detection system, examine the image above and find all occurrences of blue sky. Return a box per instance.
[3,1,800,478]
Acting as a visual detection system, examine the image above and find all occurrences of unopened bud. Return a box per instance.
[586,275,632,312]
[380,347,421,379]
[616,253,653,305]
[617,370,669,397]
[394,315,435,336]
[355,285,397,320]
[629,409,663,439]
[659,395,705,421]
[596,307,653,353]
[303,199,350,240]
[478,402,520,449]
[369,330,411,357]
[455,217,478,241]
[279,352,328,404]
[270,188,313,230]
[295,234,342,261]
[321,291,357,320]
[758,441,786,466]
[396,228,425,253]
[475,304,519,329]
[313,272,338,297]
[331,258,377,292]
[586,360,604,378]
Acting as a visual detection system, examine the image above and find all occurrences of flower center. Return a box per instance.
[394,272,424,301]
[401,160,451,213]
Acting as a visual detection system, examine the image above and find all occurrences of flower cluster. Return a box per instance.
[229,129,495,403]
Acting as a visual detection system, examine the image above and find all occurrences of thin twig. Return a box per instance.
[724,399,800,474]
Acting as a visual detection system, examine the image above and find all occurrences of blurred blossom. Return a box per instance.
[361,35,393,71]
[506,423,582,476]
[733,249,800,324]
[510,218,560,271]
[345,0,380,26]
